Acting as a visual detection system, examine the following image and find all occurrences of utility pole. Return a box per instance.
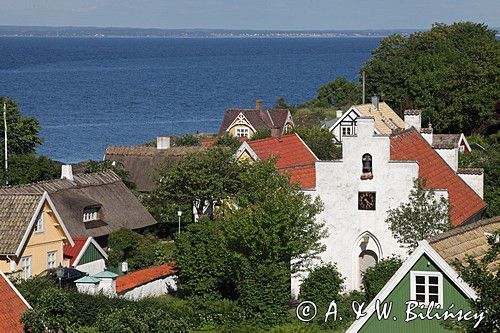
[3,103,7,186]
[362,71,366,104]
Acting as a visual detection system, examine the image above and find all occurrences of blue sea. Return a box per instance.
[0,37,380,163]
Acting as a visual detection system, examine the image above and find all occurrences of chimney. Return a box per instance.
[271,126,281,138]
[61,165,73,181]
[371,96,379,110]
[404,110,422,131]
[255,100,263,111]
[157,136,171,150]
[357,117,375,139]
[420,124,433,146]
[336,110,343,118]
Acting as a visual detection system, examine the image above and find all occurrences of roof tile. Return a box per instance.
[116,263,175,294]
[0,272,29,333]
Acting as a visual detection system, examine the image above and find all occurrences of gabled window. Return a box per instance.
[34,212,44,233]
[83,207,100,222]
[410,271,443,307]
[235,128,249,138]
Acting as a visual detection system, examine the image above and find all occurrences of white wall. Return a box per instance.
[76,259,106,276]
[121,276,177,301]
[435,148,458,172]
[293,118,433,295]
[458,173,484,199]
[76,283,98,295]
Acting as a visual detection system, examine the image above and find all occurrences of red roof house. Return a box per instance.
[390,128,487,226]
[64,237,108,274]
[235,133,318,189]
[0,270,30,333]
[116,263,175,294]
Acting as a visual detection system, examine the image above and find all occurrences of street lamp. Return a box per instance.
[56,264,64,288]
[177,209,183,234]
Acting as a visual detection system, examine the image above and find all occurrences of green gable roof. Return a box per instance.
[93,271,118,279]
[74,276,100,284]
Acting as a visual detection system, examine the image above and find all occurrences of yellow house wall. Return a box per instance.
[228,124,255,138]
[0,201,69,277]
[237,150,255,162]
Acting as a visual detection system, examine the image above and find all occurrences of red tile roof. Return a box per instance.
[64,238,88,266]
[0,272,29,333]
[116,263,175,294]
[390,128,487,226]
[246,134,317,189]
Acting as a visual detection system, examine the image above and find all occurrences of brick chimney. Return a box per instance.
[255,100,263,111]
[336,110,343,118]
[404,110,421,131]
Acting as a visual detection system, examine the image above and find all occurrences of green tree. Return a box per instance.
[274,97,291,109]
[0,154,59,185]
[362,22,500,133]
[361,256,403,302]
[146,147,245,223]
[299,263,344,305]
[175,134,200,147]
[83,160,136,190]
[250,129,272,141]
[214,134,241,152]
[314,77,361,109]
[385,179,451,251]
[295,126,341,160]
[452,230,499,332]
[175,160,326,321]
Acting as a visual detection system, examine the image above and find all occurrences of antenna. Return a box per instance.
[3,103,8,185]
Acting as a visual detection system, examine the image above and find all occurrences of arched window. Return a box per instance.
[362,154,372,174]
[359,250,378,282]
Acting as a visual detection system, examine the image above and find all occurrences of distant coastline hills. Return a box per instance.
[0,26,427,38]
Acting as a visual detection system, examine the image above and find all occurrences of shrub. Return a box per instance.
[299,263,344,305]
[362,256,402,301]
[175,134,200,146]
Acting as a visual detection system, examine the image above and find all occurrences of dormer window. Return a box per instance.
[83,206,100,222]
[361,154,373,180]
[34,212,44,233]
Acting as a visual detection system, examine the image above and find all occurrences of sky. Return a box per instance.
[1,0,499,30]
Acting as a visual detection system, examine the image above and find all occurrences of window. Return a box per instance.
[235,128,249,138]
[284,124,292,133]
[83,207,100,222]
[47,251,57,269]
[34,212,44,233]
[342,127,352,136]
[21,256,32,279]
[410,271,443,307]
[362,153,372,174]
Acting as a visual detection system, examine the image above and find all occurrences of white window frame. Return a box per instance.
[342,126,352,136]
[34,212,44,233]
[21,256,32,279]
[235,127,249,138]
[410,271,443,307]
[83,208,100,222]
[47,251,57,269]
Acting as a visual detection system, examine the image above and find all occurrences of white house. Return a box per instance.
[292,116,487,296]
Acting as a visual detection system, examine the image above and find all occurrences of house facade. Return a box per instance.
[346,240,478,333]
[64,237,108,275]
[292,117,486,295]
[219,100,294,139]
[0,192,74,278]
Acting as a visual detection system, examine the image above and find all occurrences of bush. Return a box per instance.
[250,129,272,141]
[299,263,344,305]
[175,134,200,147]
[215,134,241,151]
[362,256,402,302]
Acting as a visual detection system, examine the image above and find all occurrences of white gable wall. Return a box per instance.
[292,118,451,295]
[434,148,459,172]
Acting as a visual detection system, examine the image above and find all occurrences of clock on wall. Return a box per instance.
[358,192,376,210]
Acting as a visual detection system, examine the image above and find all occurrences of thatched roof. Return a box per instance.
[0,171,156,239]
[429,216,500,272]
[105,145,206,192]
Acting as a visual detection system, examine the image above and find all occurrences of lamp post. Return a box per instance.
[177,209,183,234]
[56,264,64,288]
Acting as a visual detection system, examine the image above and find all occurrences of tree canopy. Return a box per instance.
[295,126,341,160]
[363,22,500,134]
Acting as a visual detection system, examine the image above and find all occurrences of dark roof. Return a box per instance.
[390,128,487,226]
[0,194,42,254]
[432,134,462,149]
[105,146,206,192]
[429,216,500,272]
[219,108,291,135]
[0,171,156,239]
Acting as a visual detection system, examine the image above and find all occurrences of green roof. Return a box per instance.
[74,276,100,284]
[93,270,119,279]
